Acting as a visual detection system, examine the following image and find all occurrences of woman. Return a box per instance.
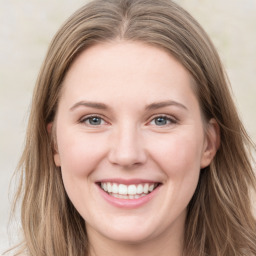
[8,0,256,255]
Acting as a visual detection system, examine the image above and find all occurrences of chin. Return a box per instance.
[98,221,159,244]
[105,231,153,244]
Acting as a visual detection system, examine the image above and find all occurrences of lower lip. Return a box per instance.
[97,184,161,209]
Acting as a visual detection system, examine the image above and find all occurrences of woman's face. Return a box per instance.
[53,42,218,245]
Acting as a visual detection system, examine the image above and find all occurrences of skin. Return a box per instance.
[52,41,219,256]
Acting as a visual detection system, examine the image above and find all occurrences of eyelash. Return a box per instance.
[148,115,177,127]
[80,115,108,126]
[79,114,178,127]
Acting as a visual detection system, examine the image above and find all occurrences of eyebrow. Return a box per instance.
[70,101,109,111]
[145,100,188,111]
[69,99,188,112]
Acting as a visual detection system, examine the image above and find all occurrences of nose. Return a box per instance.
[108,125,147,168]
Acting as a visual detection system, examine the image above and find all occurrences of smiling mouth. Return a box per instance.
[98,182,161,200]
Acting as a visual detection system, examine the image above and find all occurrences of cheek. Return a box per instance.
[56,131,109,217]
[148,132,204,177]
[146,131,203,209]
[142,132,203,230]
[56,129,108,177]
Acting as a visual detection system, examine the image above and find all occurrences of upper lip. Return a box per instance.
[96,178,162,185]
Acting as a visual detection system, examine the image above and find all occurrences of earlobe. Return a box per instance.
[47,122,61,167]
[47,123,53,134]
[200,118,220,168]
[54,154,61,167]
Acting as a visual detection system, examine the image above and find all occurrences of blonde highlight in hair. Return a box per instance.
[8,0,256,255]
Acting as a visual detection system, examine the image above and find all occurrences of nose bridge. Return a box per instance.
[108,121,147,167]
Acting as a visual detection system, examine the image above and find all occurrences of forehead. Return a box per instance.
[60,41,198,109]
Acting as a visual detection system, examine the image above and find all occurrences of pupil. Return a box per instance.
[90,117,101,125]
[156,117,167,125]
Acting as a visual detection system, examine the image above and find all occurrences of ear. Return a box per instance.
[47,122,61,167]
[200,118,220,169]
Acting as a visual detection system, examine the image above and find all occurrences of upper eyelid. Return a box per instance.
[148,114,178,122]
[79,114,109,124]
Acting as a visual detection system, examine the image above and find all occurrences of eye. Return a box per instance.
[149,115,176,126]
[81,115,107,126]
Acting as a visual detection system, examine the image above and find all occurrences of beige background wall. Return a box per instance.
[0,0,255,252]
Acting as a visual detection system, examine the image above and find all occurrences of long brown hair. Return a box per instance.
[8,0,256,255]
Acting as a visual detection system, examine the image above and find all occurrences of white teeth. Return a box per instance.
[103,183,107,192]
[107,182,112,193]
[119,184,128,195]
[149,184,154,192]
[112,183,118,193]
[100,182,158,197]
[143,183,149,193]
[137,184,143,194]
[109,193,148,199]
[128,185,136,195]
